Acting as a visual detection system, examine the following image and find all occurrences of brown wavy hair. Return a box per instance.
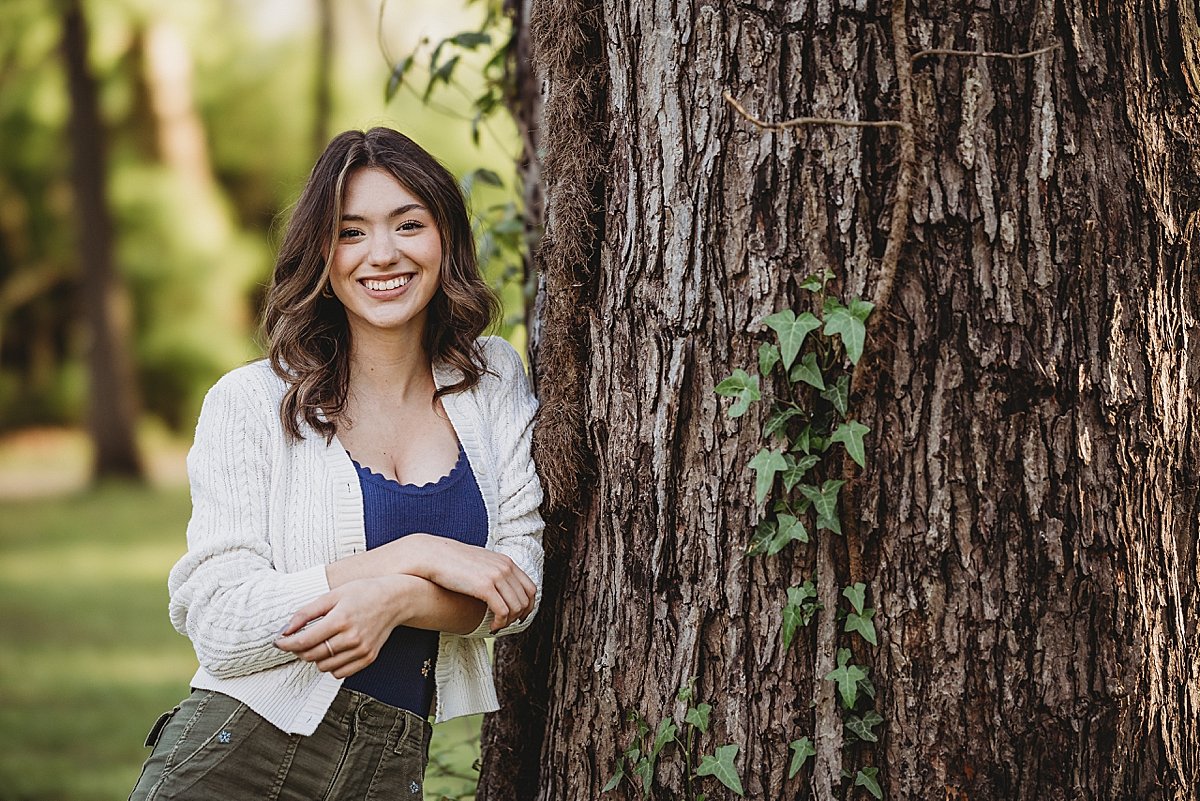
[263,127,500,442]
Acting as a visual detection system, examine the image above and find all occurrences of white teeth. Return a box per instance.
[363,275,412,291]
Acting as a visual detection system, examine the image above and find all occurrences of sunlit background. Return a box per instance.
[0,0,524,797]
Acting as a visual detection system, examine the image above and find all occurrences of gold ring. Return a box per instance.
[324,640,334,659]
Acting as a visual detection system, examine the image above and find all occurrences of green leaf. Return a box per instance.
[748,518,776,556]
[602,763,625,792]
[823,304,868,364]
[696,744,744,796]
[633,756,654,797]
[844,711,884,743]
[825,648,868,709]
[451,30,492,48]
[830,420,870,467]
[793,425,812,454]
[788,737,816,778]
[748,448,788,506]
[782,582,819,648]
[651,717,677,759]
[767,513,808,555]
[788,580,818,606]
[764,407,802,439]
[845,608,878,646]
[858,675,877,701]
[789,351,826,390]
[781,453,820,491]
[714,369,761,418]
[385,54,415,101]
[820,374,850,417]
[856,767,883,800]
[763,310,821,370]
[758,342,781,377]
[798,267,835,292]
[842,582,867,614]
[471,167,504,187]
[424,55,461,101]
[685,703,712,734]
[798,479,845,523]
[816,512,842,535]
[848,297,875,322]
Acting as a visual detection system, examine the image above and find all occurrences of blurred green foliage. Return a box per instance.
[0,0,523,434]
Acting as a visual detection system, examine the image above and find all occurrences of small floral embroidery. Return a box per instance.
[409,780,420,794]
[420,658,432,678]
[217,730,232,744]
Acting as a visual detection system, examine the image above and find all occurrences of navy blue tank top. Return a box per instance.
[342,444,488,716]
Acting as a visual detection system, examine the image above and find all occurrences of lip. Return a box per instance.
[358,272,416,298]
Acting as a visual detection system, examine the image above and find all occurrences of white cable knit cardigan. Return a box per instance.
[167,336,544,735]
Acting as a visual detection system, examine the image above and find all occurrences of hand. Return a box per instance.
[413,538,536,632]
[273,576,411,678]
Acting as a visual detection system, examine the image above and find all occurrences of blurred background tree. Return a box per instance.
[0,0,523,478]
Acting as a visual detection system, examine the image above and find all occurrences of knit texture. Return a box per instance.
[167,336,544,734]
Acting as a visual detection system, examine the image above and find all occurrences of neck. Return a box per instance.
[347,326,435,403]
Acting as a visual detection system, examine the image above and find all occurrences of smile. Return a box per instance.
[362,275,412,291]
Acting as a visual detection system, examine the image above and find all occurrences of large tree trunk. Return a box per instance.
[61,0,143,481]
[486,1,1200,799]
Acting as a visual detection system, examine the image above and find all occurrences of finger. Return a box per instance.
[278,593,337,638]
[276,614,341,654]
[486,591,511,631]
[315,646,367,676]
[495,581,529,628]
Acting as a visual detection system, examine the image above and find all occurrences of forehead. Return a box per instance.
[341,167,424,213]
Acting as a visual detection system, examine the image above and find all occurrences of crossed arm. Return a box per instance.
[273,535,537,679]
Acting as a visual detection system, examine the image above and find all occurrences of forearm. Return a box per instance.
[325,534,437,588]
[390,574,487,636]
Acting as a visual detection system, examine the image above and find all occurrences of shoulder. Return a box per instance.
[478,335,529,384]
[200,359,287,421]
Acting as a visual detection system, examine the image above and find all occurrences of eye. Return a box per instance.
[338,227,364,240]
[397,221,425,233]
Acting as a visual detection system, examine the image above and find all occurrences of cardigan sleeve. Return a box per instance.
[462,337,546,639]
[167,371,332,678]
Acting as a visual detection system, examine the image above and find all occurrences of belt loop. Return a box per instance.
[391,710,412,755]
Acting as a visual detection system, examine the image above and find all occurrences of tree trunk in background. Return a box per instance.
[61,0,144,481]
[313,0,333,158]
[488,0,1200,798]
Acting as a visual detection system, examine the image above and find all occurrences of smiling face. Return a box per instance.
[329,167,443,347]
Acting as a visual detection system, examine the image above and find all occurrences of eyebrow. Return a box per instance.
[340,203,426,222]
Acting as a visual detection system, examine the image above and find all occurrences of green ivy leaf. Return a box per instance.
[633,756,654,798]
[677,683,694,703]
[858,675,877,701]
[855,767,883,800]
[763,310,821,370]
[831,420,869,468]
[759,342,781,377]
[782,581,819,648]
[798,267,835,292]
[823,301,868,364]
[651,717,677,759]
[842,582,866,614]
[798,479,845,523]
[845,608,878,646]
[820,374,850,417]
[825,648,868,709]
[767,514,809,555]
[788,737,816,778]
[471,167,504,187]
[696,744,745,796]
[789,351,826,390]
[748,448,788,506]
[602,762,625,792]
[844,711,884,743]
[714,369,761,418]
[781,453,820,491]
[685,703,712,734]
[748,518,776,556]
[848,297,875,322]
[793,425,812,454]
[764,407,802,439]
[424,55,461,101]
[817,512,842,535]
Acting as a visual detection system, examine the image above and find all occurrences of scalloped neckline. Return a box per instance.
[348,444,467,493]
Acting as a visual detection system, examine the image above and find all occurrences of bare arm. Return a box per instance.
[273,574,488,679]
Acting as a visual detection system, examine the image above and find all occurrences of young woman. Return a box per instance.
[129,127,544,800]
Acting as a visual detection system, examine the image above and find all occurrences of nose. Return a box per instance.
[367,233,399,267]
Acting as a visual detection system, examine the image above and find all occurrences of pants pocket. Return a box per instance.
[365,718,432,801]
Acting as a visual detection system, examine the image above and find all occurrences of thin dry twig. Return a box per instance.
[911,42,1061,63]
[723,91,908,133]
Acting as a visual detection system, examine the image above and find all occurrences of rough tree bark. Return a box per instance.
[61,0,144,481]
[483,1,1199,799]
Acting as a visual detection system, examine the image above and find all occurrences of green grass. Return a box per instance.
[0,481,480,801]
